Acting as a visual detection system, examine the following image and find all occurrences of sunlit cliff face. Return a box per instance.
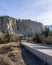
[0,16,45,36]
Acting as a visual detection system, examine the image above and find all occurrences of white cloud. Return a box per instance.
[22,0,52,25]
[0,0,52,25]
[34,11,52,25]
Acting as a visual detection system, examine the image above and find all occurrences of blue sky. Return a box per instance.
[0,0,52,25]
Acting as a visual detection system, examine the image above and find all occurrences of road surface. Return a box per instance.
[22,41,52,65]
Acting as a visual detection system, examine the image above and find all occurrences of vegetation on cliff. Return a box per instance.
[33,27,52,45]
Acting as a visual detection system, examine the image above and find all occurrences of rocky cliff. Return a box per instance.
[0,16,45,36]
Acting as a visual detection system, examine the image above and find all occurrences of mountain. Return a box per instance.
[0,16,45,36]
[49,25,52,31]
[47,25,52,31]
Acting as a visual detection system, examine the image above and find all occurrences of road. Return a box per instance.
[21,46,48,65]
[21,41,52,65]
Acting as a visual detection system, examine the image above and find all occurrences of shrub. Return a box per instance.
[33,34,42,43]
[42,27,50,37]
[0,32,4,43]
[4,33,11,42]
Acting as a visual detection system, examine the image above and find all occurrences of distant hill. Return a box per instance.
[47,25,52,31]
[0,16,45,36]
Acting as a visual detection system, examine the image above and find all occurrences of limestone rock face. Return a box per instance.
[0,16,45,36]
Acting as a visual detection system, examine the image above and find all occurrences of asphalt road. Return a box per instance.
[22,42,52,57]
[21,46,48,65]
[21,41,52,65]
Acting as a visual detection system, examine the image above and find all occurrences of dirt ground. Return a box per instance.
[0,42,26,65]
[0,42,48,65]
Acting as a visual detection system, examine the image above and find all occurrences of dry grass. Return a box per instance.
[0,54,15,65]
[0,42,26,65]
[0,42,20,47]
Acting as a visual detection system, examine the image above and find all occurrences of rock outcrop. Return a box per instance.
[0,16,45,36]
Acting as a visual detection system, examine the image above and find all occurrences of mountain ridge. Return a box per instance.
[48,25,52,31]
[0,16,45,36]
